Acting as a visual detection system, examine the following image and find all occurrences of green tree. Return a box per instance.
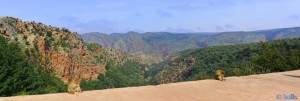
[38,32,44,36]
[46,31,52,37]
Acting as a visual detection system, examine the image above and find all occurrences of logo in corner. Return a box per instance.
[276,94,282,99]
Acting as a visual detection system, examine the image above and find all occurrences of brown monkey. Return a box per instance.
[68,75,82,94]
[215,70,225,81]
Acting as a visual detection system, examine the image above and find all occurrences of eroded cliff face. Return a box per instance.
[0,17,130,83]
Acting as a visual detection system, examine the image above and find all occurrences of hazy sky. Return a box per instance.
[1,0,300,34]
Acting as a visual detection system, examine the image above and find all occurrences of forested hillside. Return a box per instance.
[0,17,144,96]
[151,38,300,84]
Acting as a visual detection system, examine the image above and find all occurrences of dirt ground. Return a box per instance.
[1,70,299,101]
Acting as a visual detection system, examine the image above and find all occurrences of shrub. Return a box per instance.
[86,43,101,52]
[23,35,28,40]
[62,27,69,32]
[39,32,44,36]
[47,31,52,37]
[25,41,30,45]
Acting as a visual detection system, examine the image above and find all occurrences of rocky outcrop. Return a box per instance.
[0,16,131,83]
[0,23,8,36]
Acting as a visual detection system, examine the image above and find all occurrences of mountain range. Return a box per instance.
[79,27,300,63]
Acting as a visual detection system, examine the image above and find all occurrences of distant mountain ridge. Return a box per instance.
[79,27,300,63]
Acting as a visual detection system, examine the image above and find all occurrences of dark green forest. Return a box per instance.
[80,61,147,91]
[0,36,66,97]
